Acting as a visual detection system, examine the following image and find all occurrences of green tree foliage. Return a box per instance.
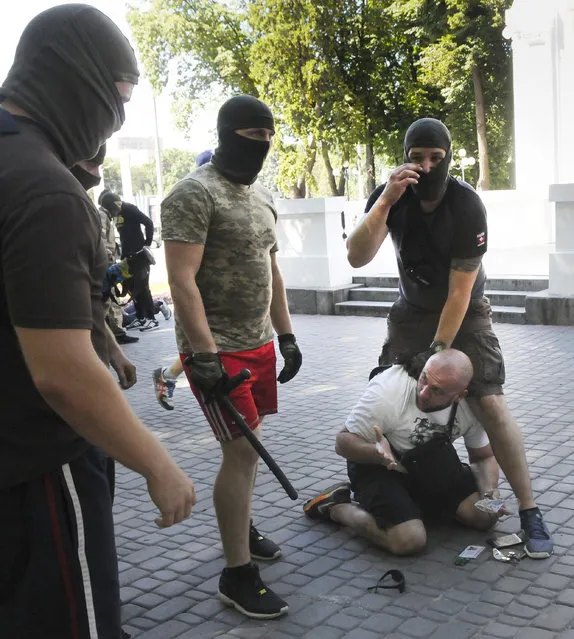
[128,0,514,194]
[391,0,514,189]
[102,158,122,193]
[130,148,198,196]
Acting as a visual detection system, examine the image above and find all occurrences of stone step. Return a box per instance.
[335,300,526,324]
[349,287,528,307]
[349,287,399,303]
[352,275,549,292]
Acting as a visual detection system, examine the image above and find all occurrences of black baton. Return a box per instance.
[214,369,298,500]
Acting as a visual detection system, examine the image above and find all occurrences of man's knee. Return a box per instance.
[386,520,427,555]
[220,427,261,468]
[456,494,495,531]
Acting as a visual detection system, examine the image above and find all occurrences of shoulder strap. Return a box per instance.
[447,402,458,439]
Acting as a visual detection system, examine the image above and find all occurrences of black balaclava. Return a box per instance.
[101,192,122,214]
[70,143,106,190]
[403,118,452,201]
[0,4,139,167]
[212,95,275,185]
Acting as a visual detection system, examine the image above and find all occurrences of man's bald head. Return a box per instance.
[416,349,473,412]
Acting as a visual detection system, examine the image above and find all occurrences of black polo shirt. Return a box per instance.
[0,109,108,488]
[366,176,487,312]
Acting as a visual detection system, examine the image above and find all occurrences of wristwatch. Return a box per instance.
[429,340,447,353]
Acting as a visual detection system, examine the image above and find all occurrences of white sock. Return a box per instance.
[162,366,178,381]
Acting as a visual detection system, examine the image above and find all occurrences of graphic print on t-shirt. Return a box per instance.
[409,416,460,446]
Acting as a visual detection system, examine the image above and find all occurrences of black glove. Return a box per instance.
[185,352,226,396]
[404,341,446,379]
[277,334,302,384]
[404,349,432,379]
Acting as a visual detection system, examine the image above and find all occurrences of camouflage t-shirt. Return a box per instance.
[161,163,279,353]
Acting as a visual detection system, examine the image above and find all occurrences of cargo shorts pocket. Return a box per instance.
[464,331,506,389]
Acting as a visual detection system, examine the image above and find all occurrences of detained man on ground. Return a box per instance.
[304,350,503,554]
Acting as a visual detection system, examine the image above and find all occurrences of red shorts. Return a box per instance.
[180,341,278,442]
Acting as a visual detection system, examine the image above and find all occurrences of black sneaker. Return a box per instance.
[116,333,139,345]
[303,482,351,521]
[250,522,281,561]
[218,562,288,619]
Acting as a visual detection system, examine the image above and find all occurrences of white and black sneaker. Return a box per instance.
[139,319,159,332]
[125,318,145,330]
[218,562,288,619]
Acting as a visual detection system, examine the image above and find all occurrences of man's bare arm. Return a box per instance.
[164,240,216,353]
[346,163,421,268]
[433,256,482,347]
[467,443,500,496]
[335,428,386,465]
[270,252,293,335]
[15,327,195,527]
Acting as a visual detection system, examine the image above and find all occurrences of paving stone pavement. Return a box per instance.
[115,314,574,639]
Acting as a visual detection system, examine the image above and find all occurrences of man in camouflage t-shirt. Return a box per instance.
[161,95,302,620]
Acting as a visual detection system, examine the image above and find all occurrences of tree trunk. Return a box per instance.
[321,142,339,196]
[365,131,376,194]
[291,141,317,198]
[472,65,491,191]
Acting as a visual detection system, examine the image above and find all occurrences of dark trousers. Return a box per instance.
[126,253,155,320]
[0,447,121,639]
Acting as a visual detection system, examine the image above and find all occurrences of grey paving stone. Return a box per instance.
[111,318,574,638]
[359,612,403,634]
[292,601,341,627]
[503,602,540,619]
[535,573,571,590]
[510,630,556,639]
[483,622,519,638]
[341,629,381,639]
[399,617,438,638]
[301,628,345,639]
[325,612,362,631]
[137,620,189,639]
[428,622,477,639]
[533,604,574,631]
[144,596,194,622]
[494,577,531,594]
[557,588,574,606]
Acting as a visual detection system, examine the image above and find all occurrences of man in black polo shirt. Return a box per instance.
[346,118,552,559]
[0,6,196,638]
[101,192,157,331]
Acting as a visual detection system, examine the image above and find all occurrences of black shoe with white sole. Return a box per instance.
[218,562,288,619]
[250,521,281,561]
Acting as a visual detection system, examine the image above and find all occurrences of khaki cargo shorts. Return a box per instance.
[379,296,505,398]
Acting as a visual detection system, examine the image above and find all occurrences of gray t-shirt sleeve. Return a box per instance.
[161,178,214,244]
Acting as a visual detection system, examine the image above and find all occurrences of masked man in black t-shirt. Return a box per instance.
[0,6,196,638]
[346,118,552,559]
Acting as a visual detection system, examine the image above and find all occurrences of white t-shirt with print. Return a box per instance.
[345,365,488,454]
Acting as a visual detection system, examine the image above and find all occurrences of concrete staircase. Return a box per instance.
[335,276,550,324]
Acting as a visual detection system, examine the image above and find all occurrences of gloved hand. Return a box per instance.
[404,349,433,379]
[277,334,302,384]
[404,341,446,379]
[186,352,226,396]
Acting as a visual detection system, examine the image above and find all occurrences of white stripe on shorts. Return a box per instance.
[62,464,99,639]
